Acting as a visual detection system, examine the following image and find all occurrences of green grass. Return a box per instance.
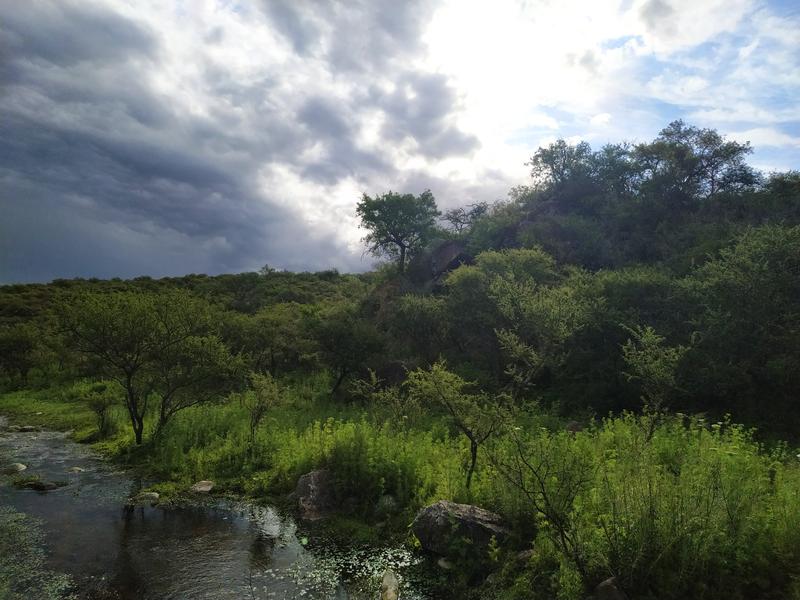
[0,386,95,437]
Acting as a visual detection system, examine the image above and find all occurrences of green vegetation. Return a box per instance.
[2,122,800,598]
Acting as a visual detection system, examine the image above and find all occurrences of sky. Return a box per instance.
[1,0,798,283]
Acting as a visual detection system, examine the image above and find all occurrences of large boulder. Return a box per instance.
[294,469,337,520]
[412,500,509,556]
[190,480,214,493]
[430,240,469,278]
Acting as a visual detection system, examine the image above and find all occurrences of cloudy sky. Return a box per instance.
[1,0,798,283]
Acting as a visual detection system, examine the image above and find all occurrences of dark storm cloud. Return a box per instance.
[0,0,157,68]
[298,96,353,139]
[0,0,477,283]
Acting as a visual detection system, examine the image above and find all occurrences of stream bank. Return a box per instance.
[0,417,436,599]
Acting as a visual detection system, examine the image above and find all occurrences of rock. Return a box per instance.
[294,469,337,520]
[516,549,535,563]
[35,411,43,416]
[595,577,627,600]
[20,479,66,492]
[430,240,470,278]
[67,466,85,473]
[436,557,454,570]
[2,463,27,475]
[19,425,38,432]
[380,568,400,600]
[7,425,21,432]
[138,491,160,505]
[412,500,509,556]
[190,480,214,493]
[565,421,584,434]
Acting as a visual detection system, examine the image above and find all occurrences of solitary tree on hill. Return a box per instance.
[356,190,440,272]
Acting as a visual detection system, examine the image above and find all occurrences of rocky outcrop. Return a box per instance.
[294,469,337,520]
[411,500,509,556]
[190,480,214,493]
[431,241,470,278]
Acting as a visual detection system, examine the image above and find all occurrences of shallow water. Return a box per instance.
[0,418,432,599]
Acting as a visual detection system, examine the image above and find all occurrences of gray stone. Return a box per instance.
[516,549,535,562]
[380,568,400,600]
[2,463,27,475]
[19,425,38,432]
[436,557,454,570]
[190,480,214,493]
[67,466,85,473]
[7,425,21,432]
[411,500,509,556]
[294,469,337,520]
[138,491,160,505]
[595,577,627,600]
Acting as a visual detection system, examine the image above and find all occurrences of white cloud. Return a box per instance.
[729,128,800,148]
[590,113,612,126]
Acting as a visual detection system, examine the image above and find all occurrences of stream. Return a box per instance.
[0,417,434,599]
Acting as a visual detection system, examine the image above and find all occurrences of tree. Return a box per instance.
[634,120,757,203]
[0,324,40,384]
[308,304,385,395]
[60,290,243,444]
[241,372,282,450]
[406,361,505,489]
[527,139,594,188]
[222,303,312,376]
[491,270,595,399]
[622,325,687,437]
[356,190,440,272]
[442,202,489,234]
[682,225,800,431]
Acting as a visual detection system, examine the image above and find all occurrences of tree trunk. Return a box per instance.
[124,377,145,445]
[133,417,144,445]
[466,439,478,489]
[399,245,406,273]
[330,367,348,395]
